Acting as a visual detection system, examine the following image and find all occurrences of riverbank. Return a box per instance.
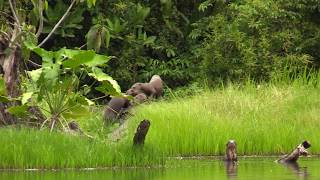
[0,75,319,169]
[126,78,320,157]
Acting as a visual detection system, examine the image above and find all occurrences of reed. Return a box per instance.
[0,72,319,168]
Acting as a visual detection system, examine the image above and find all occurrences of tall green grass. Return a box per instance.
[0,128,164,169]
[125,73,320,156]
[0,72,319,168]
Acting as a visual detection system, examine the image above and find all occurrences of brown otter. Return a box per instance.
[277,140,311,163]
[226,140,238,162]
[126,82,157,98]
[134,93,148,104]
[149,75,163,98]
[103,96,131,125]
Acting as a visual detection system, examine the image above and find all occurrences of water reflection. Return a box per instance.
[1,158,320,180]
[282,162,309,180]
[225,161,237,180]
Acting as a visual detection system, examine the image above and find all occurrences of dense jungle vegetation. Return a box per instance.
[0,0,320,168]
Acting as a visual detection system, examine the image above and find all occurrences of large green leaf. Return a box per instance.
[0,96,10,103]
[95,81,121,96]
[62,49,111,68]
[88,67,121,95]
[21,92,34,105]
[61,94,91,119]
[62,50,95,68]
[42,63,60,85]
[28,68,43,83]
[24,41,54,61]
[7,105,29,117]
[61,105,90,119]
[84,54,112,67]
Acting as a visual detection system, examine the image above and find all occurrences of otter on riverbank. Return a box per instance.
[149,75,163,98]
[134,93,148,104]
[226,140,238,162]
[126,75,163,99]
[126,82,156,98]
[277,140,311,163]
[103,97,131,125]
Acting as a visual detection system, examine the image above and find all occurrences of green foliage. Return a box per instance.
[127,76,320,156]
[43,0,84,37]
[7,41,121,128]
[192,0,320,83]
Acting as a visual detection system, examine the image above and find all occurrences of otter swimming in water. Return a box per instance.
[226,140,238,162]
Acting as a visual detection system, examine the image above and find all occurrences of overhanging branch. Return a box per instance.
[38,0,76,47]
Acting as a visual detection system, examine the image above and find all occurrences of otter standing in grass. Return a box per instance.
[149,75,163,98]
[103,96,131,125]
[134,93,148,104]
[126,82,157,98]
[126,75,163,99]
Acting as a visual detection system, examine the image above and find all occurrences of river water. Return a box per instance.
[1,157,319,180]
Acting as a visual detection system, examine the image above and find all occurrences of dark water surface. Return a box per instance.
[1,158,320,180]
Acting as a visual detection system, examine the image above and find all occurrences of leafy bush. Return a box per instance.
[191,0,320,84]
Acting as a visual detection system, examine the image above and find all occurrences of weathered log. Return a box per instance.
[226,140,238,162]
[277,140,311,163]
[133,119,150,146]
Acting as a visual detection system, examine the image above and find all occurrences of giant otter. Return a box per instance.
[134,93,148,104]
[149,75,163,98]
[126,82,157,98]
[226,140,238,162]
[103,96,131,125]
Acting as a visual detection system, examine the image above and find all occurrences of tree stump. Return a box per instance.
[278,140,311,163]
[133,119,150,146]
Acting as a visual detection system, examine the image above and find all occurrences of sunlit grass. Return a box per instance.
[126,74,320,156]
[0,128,164,169]
[0,73,319,168]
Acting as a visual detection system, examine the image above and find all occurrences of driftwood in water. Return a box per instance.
[277,140,311,163]
[226,140,238,162]
[133,119,150,146]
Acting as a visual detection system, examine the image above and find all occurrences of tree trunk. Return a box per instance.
[0,26,21,125]
[133,119,150,146]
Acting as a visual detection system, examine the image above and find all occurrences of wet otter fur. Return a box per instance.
[226,140,238,162]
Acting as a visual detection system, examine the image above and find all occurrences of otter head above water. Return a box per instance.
[226,140,238,162]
